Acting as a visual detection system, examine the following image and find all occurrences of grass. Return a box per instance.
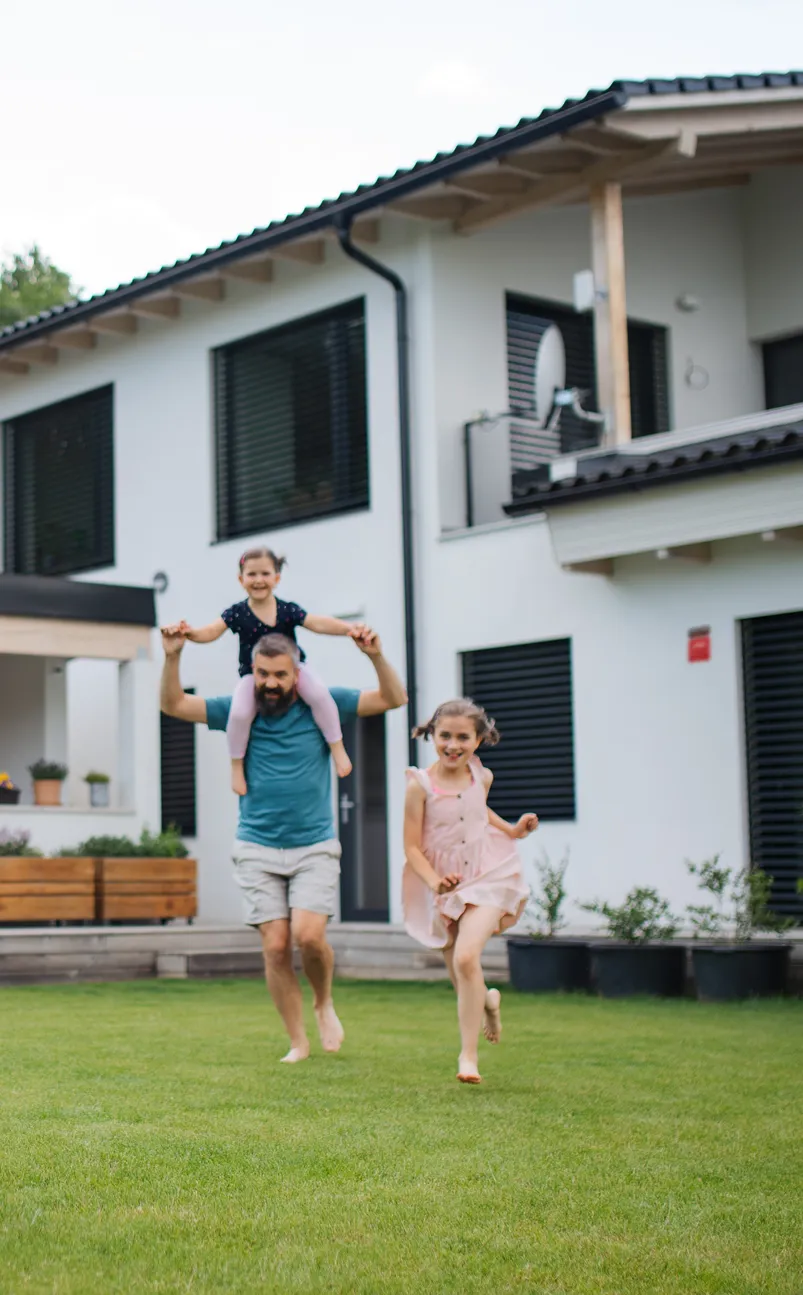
[0,980,800,1295]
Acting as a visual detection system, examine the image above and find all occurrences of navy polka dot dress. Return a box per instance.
[221,598,307,676]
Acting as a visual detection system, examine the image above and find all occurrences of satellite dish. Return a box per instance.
[533,325,566,425]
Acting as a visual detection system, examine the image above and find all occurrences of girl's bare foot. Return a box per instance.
[231,760,247,797]
[314,1001,345,1053]
[330,741,352,779]
[280,1042,310,1064]
[457,1055,482,1084]
[483,988,502,1044]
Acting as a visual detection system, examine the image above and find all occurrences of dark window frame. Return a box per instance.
[763,331,803,410]
[3,385,115,577]
[462,637,576,822]
[214,297,369,542]
[160,688,197,838]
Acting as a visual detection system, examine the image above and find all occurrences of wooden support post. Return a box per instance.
[590,182,631,445]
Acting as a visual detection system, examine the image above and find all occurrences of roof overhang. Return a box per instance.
[0,575,155,660]
[1,75,802,373]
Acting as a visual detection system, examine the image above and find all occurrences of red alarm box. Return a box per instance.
[688,627,711,663]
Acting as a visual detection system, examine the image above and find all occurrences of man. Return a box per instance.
[159,625,407,1062]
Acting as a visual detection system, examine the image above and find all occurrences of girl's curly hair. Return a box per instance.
[412,698,500,745]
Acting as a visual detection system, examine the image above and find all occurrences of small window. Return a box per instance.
[763,333,803,409]
[506,294,669,469]
[462,638,576,821]
[160,692,197,837]
[3,385,114,576]
[215,299,369,540]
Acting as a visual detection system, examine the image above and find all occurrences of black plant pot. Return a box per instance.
[589,942,686,998]
[507,937,591,993]
[691,943,792,1001]
[0,786,20,804]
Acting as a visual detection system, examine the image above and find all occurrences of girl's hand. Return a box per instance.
[513,813,539,839]
[432,872,462,895]
[178,620,198,642]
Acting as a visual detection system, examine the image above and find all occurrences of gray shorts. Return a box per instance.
[231,838,341,927]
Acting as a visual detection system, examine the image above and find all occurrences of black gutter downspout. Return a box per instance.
[335,221,418,766]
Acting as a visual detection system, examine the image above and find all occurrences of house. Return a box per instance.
[1,73,802,926]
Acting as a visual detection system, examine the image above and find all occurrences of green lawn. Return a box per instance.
[0,980,800,1295]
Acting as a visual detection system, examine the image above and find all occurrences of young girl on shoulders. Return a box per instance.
[403,699,538,1084]
[179,546,358,795]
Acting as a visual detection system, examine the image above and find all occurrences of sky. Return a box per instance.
[4,0,803,299]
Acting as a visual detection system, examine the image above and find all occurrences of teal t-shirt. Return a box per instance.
[206,688,360,849]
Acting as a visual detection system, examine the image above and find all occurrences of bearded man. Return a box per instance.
[159,626,407,1062]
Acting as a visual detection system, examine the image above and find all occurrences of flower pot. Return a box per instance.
[0,786,20,804]
[691,943,792,1001]
[589,942,686,998]
[33,779,63,807]
[89,782,110,808]
[507,937,590,993]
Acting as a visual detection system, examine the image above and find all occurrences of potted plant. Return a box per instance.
[507,851,590,992]
[0,829,95,924]
[60,826,196,923]
[0,772,20,805]
[582,887,685,997]
[686,857,794,1001]
[28,759,68,807]
[84,771,111,808]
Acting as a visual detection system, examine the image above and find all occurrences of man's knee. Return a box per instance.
[293,919,330,959]
[260,921,292,966]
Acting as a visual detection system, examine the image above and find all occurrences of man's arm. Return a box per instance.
[353,629,408,717]
[160,628,209,724]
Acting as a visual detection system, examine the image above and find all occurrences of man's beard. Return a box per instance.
[255,684,296,718]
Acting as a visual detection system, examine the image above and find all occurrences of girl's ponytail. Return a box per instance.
[411,699,500,746]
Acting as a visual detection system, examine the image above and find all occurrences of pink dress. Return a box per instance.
[403,757,529,950]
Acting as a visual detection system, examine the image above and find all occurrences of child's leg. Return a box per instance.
[227,674,258,796]
[451,905,505,1082]
[297,665,352,778]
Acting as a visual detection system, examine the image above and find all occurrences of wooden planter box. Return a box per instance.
[0,858,95,923]
[96,858,197,922]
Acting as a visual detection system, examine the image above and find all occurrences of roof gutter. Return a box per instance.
[0,91,625,351]
[335,221,418,764]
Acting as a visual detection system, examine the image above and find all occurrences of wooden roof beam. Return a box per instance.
[129,294,181,319]
[456,133,698,233]
[272,239,326,265]
[388,195,472,220]
[172,274,226,302]
[0,356,29,375]
[222,255,274,283]
[352,218,380,244]
[88,311,138,334]
[15,343,58,365]
[48,328,96,350]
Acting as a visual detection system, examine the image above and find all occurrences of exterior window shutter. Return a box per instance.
[462,639,576,821]
[160,692,197,838]
[3,386,114,576]
[763,332,803,409]
[742,612,803,919]
[215,299,369,540]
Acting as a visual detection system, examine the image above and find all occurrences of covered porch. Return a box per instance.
[0,573,159,855]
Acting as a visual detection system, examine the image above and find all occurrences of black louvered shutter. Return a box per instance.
[215,299,368,540]
[742,612,803,920]
[462,639,576,821]
[160,693,197,838]
[3,385,114,576]
[628,320,670,438]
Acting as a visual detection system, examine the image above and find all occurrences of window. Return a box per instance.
[3,386,114,576]
[462,639,576,821]
[742,611,803,921]
[506,294,669,469]
[160,691,197,837]
[215,299,369,539]
[763,332,803,409]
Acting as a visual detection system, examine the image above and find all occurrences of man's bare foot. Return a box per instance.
[314,1002,345,1053]
[457,1055,482,1084]
[330,742,352,779]
[483,988,502,1044]
[231,760,247,797]
[280,1042,310,1064]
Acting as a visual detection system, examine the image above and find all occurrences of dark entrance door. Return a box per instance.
[338,713,389,921]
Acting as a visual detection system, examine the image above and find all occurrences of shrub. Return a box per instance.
[581,887,678,943]
[686,857,793,941]
[28,759,68,781]
[60,826,188,859]
[523,849,569,938]
[84,771,110,784]
[0,828,42,858]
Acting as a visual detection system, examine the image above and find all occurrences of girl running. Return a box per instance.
[179,546,358,795]
[403,699,538,1084]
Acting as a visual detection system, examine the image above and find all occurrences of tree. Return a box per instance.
[0,245,78,328]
